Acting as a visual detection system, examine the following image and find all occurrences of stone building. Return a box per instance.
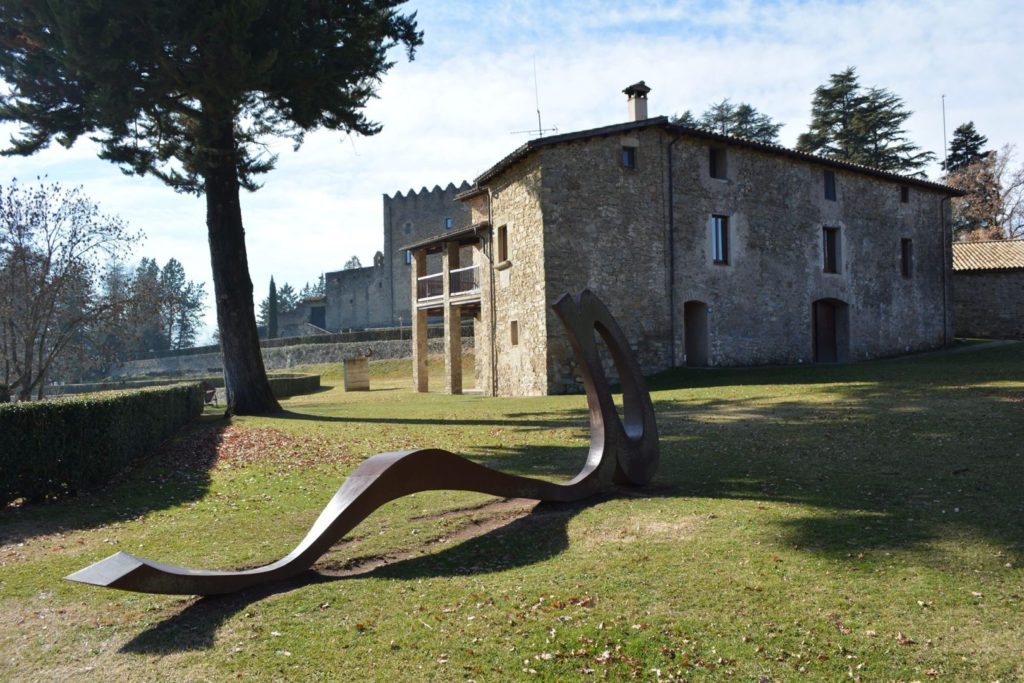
[405,82,962,397]
[275,183,471,337]
[952,239,1024,339]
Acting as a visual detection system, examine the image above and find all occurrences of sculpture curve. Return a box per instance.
[66,290,659,595]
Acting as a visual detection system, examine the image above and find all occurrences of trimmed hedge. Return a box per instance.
[0,383,203,505]
[268,373,320,398]
[54,373,321,399]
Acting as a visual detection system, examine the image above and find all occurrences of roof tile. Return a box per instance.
[952,239,1024,271]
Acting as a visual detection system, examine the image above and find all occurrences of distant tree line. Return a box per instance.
[0,179,206,400]
[256,275,325,338]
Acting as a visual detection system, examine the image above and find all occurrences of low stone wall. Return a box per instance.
[109,337,474,379]
[953,270,1024,339]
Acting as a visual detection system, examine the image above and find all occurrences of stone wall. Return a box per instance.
[669,132,952,368]
[324,262,390,330]
[110,338,473,379]
[953,270,1024,338]
[482,155,550,396]
[539,127,672,393]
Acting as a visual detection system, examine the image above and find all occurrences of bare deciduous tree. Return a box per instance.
[949,145,1024,241]
[0,180,139,400]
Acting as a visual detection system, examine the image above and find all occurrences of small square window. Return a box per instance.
[901,238,913,277]
[824,171,837,201]
[709,148,728,180]
[711,215,729,265]
[510,320,519,346]
[823,227,840,273]
[622,146,637,169]
[444,216,454,229]
[496,225,509,263]
[900,186,910,203]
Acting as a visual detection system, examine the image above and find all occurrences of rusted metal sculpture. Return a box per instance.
[66,291,658,595]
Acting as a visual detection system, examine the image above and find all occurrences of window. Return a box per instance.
[824,171,837,201]
[900,186,910,203]
[403,221,412,235]
[496,225,509,263]
[823,227,840,273]
[510,320,519,346]
[622,146,637,169]
[404,250,412,266]
[711,215,729,265]
[444,216,454,230]
[709,147,727,180]
[901,238,913,277]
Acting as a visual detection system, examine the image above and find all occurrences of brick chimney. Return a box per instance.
[623,81,651,121]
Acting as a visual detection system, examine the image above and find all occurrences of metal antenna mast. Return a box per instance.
[511,57,558,138]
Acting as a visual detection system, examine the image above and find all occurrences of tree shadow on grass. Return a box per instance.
[275,408,589,432]
[0,414,229,546]
[119,495,604,654]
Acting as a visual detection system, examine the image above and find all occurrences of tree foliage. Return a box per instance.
[344,255,363,270]
[258,280,298,328]
[672,99,783,144]
[267,276,278,339]
[796,67,934,175]
[0,1,422,414]
[949,145,1024,241]
[0,179,139,400]
[944,122,989,173]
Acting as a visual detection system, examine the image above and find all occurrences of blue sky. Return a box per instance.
[2,0,1021,342]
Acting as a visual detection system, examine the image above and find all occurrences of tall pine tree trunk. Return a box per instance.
[203,116,280,415]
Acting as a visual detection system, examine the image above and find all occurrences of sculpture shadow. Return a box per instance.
[118,495,601,655]
[0,415,229,546]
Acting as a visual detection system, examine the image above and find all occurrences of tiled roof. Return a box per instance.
[473,116,964,196]
[952,239,1024,272]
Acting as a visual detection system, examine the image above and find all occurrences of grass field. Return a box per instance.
[2,343,1022,681]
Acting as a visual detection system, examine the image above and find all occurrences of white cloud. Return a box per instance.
[2,0,1021,343]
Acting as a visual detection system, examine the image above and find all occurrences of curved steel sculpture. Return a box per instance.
[66,290,659,595]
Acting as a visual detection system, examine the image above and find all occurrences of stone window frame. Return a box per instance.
[709,147,728,181]
[711,214,730,265]
[900,238,913,278]
[823,226,841,274]
[824,170,837,201]
[495,224,510,267]
[621,145,638,170]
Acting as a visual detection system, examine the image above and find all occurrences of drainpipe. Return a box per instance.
[666,132,684,366]
[485,189,498,396]
[940,195,951,346]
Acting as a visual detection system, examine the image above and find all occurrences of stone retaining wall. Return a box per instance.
[110,337,474,379]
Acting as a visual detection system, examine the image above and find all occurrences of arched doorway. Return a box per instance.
[812,298,849,363]
[683,300,709,367]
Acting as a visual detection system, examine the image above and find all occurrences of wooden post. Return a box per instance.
[411,249,428,392]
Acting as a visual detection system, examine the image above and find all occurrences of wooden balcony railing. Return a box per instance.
[449,265,480,296]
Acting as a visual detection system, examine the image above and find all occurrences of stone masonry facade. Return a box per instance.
[424,104,959,397]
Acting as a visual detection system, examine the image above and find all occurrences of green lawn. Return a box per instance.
[2,343,1022,681]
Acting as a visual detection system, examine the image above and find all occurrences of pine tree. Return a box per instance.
[672,100,783,144]
[944,122,989,172]
[0,2,421,414]
[796,67,934,175]
[267,277,279,339]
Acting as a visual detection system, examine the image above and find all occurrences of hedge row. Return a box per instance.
[0,383,203,505]
[53,372,321,398]
[268,373,321,398]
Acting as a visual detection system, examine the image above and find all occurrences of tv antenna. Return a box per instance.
[511,57,558,138]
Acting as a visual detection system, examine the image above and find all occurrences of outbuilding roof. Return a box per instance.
[473,116,964,196]
[952,239,1024,272]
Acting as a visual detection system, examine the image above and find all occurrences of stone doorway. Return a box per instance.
[683,300,709,367]
[812,298,849,363]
